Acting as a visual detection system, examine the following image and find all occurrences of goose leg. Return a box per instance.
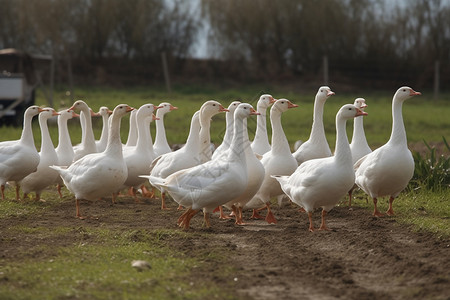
[250,208,265,219]
[236,206,247,225]
[218,206,232,219]
[203,211,211,228]
[161,192,171,210]
[265,203,277,224]
[75,198,84,219]
[372,197,383,216]
[308,211,314,232]
[386,196,395,216]
[348,189,353,207]
[15,184,21,201]
[177,208,191,226]
[319,210,331,231]
[141,185,155,198]
[57,184,63,199]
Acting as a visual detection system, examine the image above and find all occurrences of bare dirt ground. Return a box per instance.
[1,192,449,300]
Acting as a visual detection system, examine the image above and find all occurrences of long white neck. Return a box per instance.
[228,114,246,163]
[184,113,201,153]
[334,115,352,164]
[20,112,36,147]
[351,115,369,149]
[309,97,327,143]
[39,115,56,154]
[57,116,74,154]
[98,113,109,147]
[104,113,124,157]
[199,114,213,163]
[243,118,253,157]
[221,110,235,151]
[155,111,169,149]
[270,110,291,155]
[388,99,407,147]
[253,104,269,144]
[135,116,155,158]
[126,111,138,147]
[80,109,96,148]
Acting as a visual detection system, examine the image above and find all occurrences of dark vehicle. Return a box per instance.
[0,48,52,126]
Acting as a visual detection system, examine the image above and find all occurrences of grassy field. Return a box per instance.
[0,84,449,299]
[1,84,449,151]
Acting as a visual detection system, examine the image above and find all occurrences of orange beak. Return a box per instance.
[152,114,159,121]
[107,109,113,115]
[360,103,368,109]
[219,105,229,112]
[52,110,60,116]
[327,91,335,97]
[355,108,368,117]
[270,97,277,104]
[287,101,299,109]
[126,106,134,113]
[38,107,46,113]
[410,89,421,96]
[170,105,178,110]
[250,108,260,115]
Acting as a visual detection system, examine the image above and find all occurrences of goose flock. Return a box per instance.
[0,86,421,231]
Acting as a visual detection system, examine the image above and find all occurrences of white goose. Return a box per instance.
[147,103,258,229]
[350,98,371,164]
[273,104,367,231]
[0,106,44,200]
[55,109,78,198]
[250,94,276,155]
[95,106,112,152]
[224,107,265,225]
[153,102,178,157]
[21,108,60,201]
[125,109,138,147]
[211,101,241,160]
[50,104,133,218]
[244,99,299,224]
[355,87,421,216]
[147,100,227,209]
[347,98,371,207]
[72,100,98,162]
[122,104,159,199]
[293,86,334,165]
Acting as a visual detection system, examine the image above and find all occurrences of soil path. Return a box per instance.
[1,194,449,299]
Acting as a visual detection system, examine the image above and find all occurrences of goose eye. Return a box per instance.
[320,90,323,93]
[402,89,406,92]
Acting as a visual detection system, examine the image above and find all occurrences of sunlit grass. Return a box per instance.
[1,84,448,152]
[352,188,450,238]
[0,227,232,300]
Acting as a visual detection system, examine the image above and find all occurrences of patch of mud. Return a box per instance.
[1,193,449,299]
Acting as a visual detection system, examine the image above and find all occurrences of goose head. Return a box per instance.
[353,98,368,110]
[69,100,90,113]
[39,107,59,121]
[58,109,77,121]
[112,104,134,117]
[235,103,259,119]
[137,103,159,121]
[157,102,178,115]
[394,87,421,102]
[25,105,46,118]
[271,99,298,115]
[257,94,276,109]
[227,101,241,114]
[200,100,229,120]
[338,104,368,121]
[316,86,335,102]
[98,106,113,117]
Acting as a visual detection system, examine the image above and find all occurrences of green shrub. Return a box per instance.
[410,137,450,191]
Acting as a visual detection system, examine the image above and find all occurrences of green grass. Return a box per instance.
[1,84,449,151]
[352,188,450,238]
[0,226,230,300]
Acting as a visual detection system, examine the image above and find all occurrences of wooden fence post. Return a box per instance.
[434,60,440,100]
[161,52,172,94]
